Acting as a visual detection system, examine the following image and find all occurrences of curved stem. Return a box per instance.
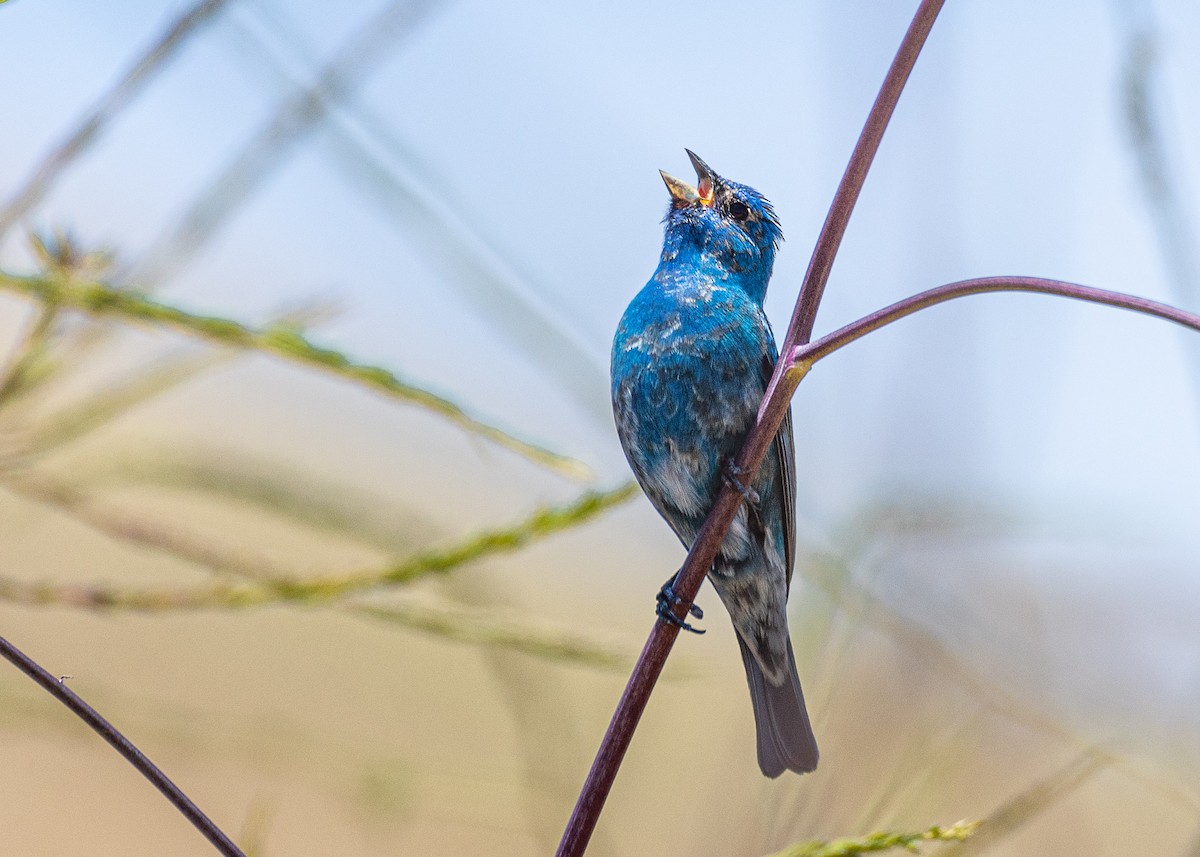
[793,276,1200,367]
[555,3,946,855]
[784,0,946,352]
[0,635,246,857]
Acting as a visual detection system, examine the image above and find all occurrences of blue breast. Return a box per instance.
[611,251,775,529]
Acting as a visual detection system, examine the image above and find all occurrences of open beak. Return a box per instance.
[685,149,716,204]
[661,150,718,206]
[659,169,698,204]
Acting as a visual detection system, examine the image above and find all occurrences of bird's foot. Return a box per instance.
[722,461,760,505]
[656,576,705,634]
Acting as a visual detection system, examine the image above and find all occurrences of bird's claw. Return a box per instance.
[722,461,760,505]
[656,578,705,634]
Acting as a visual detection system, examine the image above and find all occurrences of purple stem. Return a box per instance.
[795,276,1200,366]
[555,3,946,855]
[0,635,246,857]
[785,0,947,351]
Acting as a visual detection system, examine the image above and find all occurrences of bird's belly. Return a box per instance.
[613,348,759,522]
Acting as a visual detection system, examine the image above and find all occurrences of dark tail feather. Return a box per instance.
[736,635,819,777]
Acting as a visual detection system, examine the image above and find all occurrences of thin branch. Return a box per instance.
[353,600,632,670]
[783,0,947,353]
[206,5,614,426]
[1119,24,1200,308]
[9,349,231,464]
[554,4,947,854]
[793,276,1200,368]
[1,473,637,666]
[125,0,440,287]
[0,634,246,857]
[0,271,590,479]
[803,506,1199,817]
[1116,14,1200,404]
[0,0,233,241]
[559,270,1200,857]
[765,821,980,857]
[0,482,637,610]
[1,473,639,665]
[0,473,292,579]
[0,297,336,467]
[1,232,142,405]
[0,301,60,409]
[0,232,132,424]
[938,749,1111,856]
[61,448,434,555]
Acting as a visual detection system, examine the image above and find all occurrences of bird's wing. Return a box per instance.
[778,401,797,593]
[762,353,797,593]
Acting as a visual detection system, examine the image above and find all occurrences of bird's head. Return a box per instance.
[659,150,783,288]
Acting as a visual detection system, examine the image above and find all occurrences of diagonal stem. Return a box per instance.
[784,0,947,352]
[0,271,589,479]
[0,482,635,609]
[0,634,246,856]
[554,3,946,855]
[0,301,60,409]
[124,0,441,288]
[0,0,233,241]
[559,2,1200,854]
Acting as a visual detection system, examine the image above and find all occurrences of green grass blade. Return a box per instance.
[0,272,590,478]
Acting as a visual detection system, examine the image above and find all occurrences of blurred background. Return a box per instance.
[1,1,1199,854]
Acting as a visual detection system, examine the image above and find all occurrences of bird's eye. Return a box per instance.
[727,200,750,222]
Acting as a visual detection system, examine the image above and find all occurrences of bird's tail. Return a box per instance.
[736,634,819,777]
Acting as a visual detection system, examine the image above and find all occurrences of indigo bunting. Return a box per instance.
[611,151,818,776]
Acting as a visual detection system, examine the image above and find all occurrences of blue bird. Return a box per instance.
[611,151,818,776]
